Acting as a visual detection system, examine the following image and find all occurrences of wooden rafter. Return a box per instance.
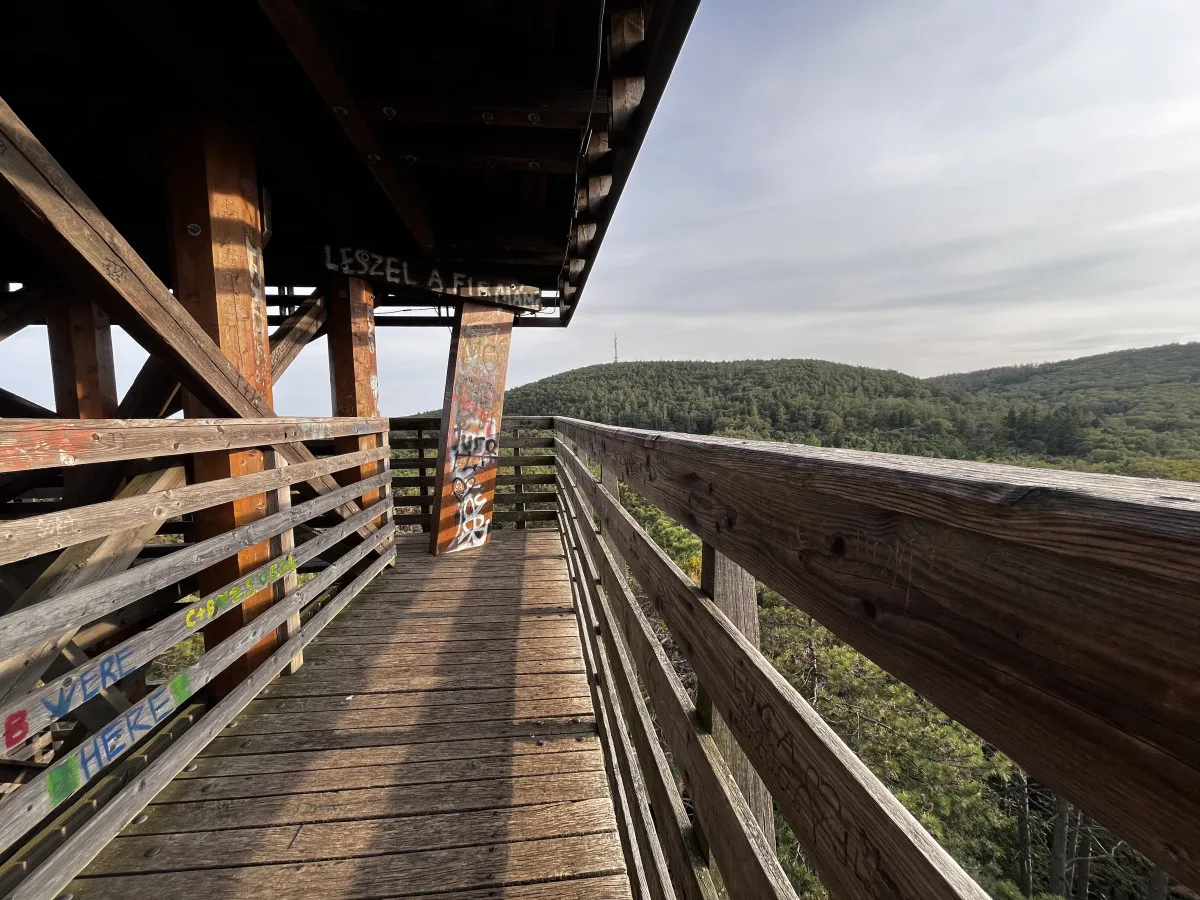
[363,87,609,130]
[0,386,55,418]
[562,0,700,324]
[258,0,437,254]
[270,293,327,378]
[0,281,63,343]
[0,95,378,543]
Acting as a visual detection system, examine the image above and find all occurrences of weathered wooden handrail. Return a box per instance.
[0,416,396,894]
[0,417,384,473]
[556,436,987,899]
[554,416,1200,891]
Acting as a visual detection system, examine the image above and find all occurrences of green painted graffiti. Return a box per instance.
[168,672,192,707]
[46,757,81,805]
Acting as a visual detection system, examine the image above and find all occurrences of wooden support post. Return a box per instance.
[45,296,118,420]
[698,544,777,849]
[430,301,514,554]
[326,274,383,526]
[264,449,302,674]
[45,294,120,507]
[164,117,276,696]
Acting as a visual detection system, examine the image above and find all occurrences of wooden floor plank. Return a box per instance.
[419,876,633,900]
[245,676,591,714]
[159,750,606,803]
[200,718,596,756]
[346,595,574,611]
[70,833,628,899]
[300,634,581,654]
[298,646,584,666]
[125,770,612,834]
[225,696,596,736]
[182,733,601,778]
[258,667,587,697]
[327,610,577,629]
[83,798,618,874]
[317,622,579,642]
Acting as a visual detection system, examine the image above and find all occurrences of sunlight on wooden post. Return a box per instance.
[327,273,383,526]
[165,116,277,696]
[430,301,514,554]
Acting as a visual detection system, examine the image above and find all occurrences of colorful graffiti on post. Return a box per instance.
[433,305,514,554]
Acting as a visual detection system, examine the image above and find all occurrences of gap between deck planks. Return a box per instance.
[68,531,634,900]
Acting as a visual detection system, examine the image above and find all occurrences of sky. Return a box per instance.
[5,0,1200,415]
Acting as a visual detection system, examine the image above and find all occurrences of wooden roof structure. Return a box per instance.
[0,0,697,327]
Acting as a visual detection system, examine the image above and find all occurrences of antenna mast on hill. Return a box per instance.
[614,333,619,364]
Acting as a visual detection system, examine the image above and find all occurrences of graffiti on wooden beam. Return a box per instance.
[435,311,513,554]
[44,672,192,805]
[322,245,543,312]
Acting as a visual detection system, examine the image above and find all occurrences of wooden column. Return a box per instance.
[46,296,118,419]
[430,301,514,554]
[699,543,777,848]
[165,117,275,695]
[326,274,382,523]
[46,295,119,503]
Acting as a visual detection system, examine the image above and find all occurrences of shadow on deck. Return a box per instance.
[66,531,633,899]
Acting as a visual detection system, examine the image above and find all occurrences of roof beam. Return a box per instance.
[364,88,608,130]
[258,0,437,255]
[562,0,700,324]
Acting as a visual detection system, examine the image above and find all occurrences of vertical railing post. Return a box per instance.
[600,463,623,574]
[697,544,777,848]
[264,447,302,674]
[514,426,526,529]
[417,424,432,533]
[380,425,395,556]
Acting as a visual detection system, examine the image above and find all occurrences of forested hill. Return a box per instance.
[504,344,1200,478]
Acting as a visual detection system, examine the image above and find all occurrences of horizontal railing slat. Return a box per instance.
[0,469,391,667]
[0,523,396,857]
[1,497,391,750]
[0,446,387,566]
[556,418,1200,885]
[558,504,662,900]
[557,438,988,900]
[0,417,389,474]
[558,481,718,900]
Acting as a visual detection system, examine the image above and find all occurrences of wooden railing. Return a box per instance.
[389,415,559,531]
[552,416,1200,899]
[0,416,395,897]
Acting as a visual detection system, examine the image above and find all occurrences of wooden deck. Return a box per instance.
[65,530,633,900]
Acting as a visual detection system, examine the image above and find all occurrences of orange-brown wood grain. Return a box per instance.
[430,302,514,555]
[165,117,276,695]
